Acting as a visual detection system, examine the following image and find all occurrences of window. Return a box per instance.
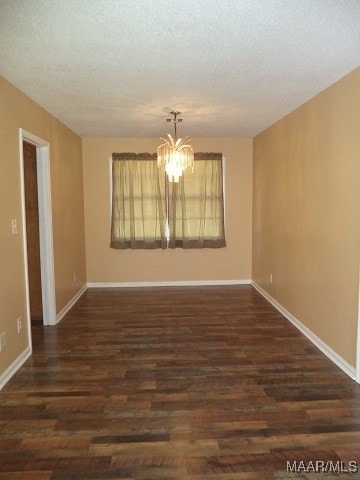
[110,152,225,249]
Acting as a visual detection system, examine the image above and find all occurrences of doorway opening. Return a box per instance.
[23,141,43,326]
[19,129,56,337]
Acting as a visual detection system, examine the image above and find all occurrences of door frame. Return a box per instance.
[19,129,57,328]
[356,264,360,383]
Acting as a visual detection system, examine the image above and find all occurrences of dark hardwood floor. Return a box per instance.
[1,285,359,479]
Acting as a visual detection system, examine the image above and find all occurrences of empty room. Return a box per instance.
[0,1,359,478]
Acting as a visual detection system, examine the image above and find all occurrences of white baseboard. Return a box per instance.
[56,284,87,323]
[87,279,251,288]
[251,281,356,381]
[0,345,32,390]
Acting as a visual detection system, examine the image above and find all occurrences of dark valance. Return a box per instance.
[111,152,222,161]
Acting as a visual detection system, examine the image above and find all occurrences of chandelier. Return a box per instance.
[157,110,194,183]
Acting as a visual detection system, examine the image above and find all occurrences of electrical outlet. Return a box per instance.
[11,219,18,235]
[17,317,22,333]
[73,273,76,283]
[270,273,273,284]
[0,332,6,351]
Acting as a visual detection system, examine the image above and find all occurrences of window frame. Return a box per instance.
[109,152,226,249]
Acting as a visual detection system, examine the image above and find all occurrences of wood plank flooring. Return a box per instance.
[1,285,359,479]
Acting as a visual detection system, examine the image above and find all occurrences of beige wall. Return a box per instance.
[0,76,86,377]
[253,68,360,367]
[83,138,252,283]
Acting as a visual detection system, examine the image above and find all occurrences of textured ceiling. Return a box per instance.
[0,0,359,138]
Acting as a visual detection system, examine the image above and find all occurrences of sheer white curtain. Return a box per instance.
[168,153,226,248]
[110,153,166,249]
[110,152,225,249]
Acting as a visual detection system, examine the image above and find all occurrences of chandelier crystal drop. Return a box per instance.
[157,111,194,183]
